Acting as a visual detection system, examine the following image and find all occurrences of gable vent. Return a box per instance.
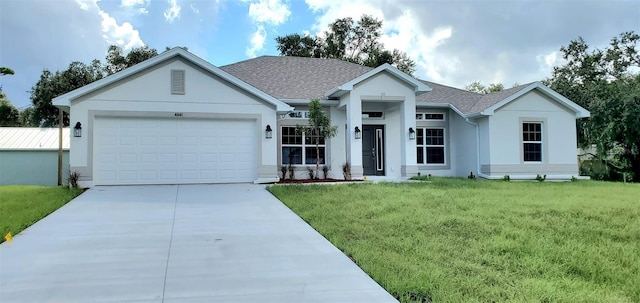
[171,69,185,95]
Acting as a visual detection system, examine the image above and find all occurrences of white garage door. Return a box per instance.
[94,116,257,185]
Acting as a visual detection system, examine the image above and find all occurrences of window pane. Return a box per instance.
[304,129,326,145]
[425,113,444,120]
[417,147,424,164]
[282,127,302,145]
[416,114,423,120]
[282,147,302,164]
[417,128,424,145]
[425,129,444,146]
[426,147,445,164]
[523,143,542,161]
[305,147,325,164]
[523,123,541,142]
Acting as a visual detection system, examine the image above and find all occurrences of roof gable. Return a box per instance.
[326,63,431,98]
[53,48,293,113]
[478,82,590,118]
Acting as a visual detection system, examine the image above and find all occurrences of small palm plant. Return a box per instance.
[296,99,338,179]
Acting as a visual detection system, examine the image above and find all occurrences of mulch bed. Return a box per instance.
[276,178,359,184]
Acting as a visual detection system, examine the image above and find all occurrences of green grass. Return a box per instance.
[268,179,640,303]
[0,186,84,243]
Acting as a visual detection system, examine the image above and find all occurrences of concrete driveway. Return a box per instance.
[0,184,397,303]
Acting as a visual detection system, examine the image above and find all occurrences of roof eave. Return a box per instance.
[52,47,293,113]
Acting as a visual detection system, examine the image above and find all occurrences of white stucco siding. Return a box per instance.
[329,106,347,178]
[68,57,279,186]
[477,117,491,166]
[450,111,477,177]
[483,90,579,178]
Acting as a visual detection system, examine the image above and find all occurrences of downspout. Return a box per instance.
[464,117,494,179]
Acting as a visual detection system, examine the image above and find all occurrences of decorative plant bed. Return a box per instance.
[277,178,360,184]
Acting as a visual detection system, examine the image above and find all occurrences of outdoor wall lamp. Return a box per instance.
[265,125,273,139]
[409,127,416,140]
[354,126,362,139]
[73,122,82,138]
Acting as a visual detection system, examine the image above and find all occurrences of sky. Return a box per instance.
[0,0,638,110]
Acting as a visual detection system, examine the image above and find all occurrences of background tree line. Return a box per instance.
[0,45,159,127]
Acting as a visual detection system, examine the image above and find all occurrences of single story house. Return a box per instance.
[0,127,70,186]
[52,48,589,187]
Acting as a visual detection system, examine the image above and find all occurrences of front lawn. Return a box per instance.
[0,186,84,243]
[268,179,640,303]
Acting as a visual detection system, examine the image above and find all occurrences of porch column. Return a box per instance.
[346,97,364,179]
[401,99,418,177]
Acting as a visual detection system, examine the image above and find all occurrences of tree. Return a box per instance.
[30,61,104,127]
[465,81,504,94]
[275,15,416,75]
[588,75,640,181]
[19,107,38,127]
[105,45,158,75]
[0,67,14,76]
[545,31,640,181]
[275,34,321,57]
[296,99,338,179]
[29,45,159,127]
[0,92,20,126]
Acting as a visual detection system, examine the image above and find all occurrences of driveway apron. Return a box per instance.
[0,184,398,302]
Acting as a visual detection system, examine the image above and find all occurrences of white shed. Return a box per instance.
[0,128,70,186]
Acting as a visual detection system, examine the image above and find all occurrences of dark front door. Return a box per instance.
[362,125,385,176]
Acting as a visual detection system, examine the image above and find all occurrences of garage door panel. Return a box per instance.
[94,117,257,185]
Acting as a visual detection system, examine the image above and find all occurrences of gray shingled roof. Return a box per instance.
[221,56,529,115]
[469,83,532,114]
[220,56,372,100]
[416,81,483,114]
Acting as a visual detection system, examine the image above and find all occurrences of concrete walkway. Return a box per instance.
[0,184,397,303]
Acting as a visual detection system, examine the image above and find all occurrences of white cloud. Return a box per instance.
[304,0,384,35]
[164,0,181,23]
[72,0,145,50]
[246,25,267,58]
[75,0,95,10]
[243,0,291,58]
[99,10,145,49]
[302,1,456,82]
[248,0,291,25]
[121,0,146,7]
[121,0,149,14]
[190,3,200,14]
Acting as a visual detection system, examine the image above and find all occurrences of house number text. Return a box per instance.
[174,112,183,117]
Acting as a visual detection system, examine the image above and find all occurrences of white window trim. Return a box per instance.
[280,126,326,166]
[416,112,446,121]
[521,120,545,164]
[417,127,447,166]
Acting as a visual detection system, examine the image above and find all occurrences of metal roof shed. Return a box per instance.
[0,128,70,186]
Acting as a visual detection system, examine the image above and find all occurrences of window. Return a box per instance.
[281,126,325,165]
[523,122,542,162]
[171,70,185,94]
[416,128,445,164]
[416,113,445,120]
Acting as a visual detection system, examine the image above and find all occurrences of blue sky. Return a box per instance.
[1,0,639,109]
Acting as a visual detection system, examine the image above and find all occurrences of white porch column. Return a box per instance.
[346,96,364,179]
[401,98,418,177]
